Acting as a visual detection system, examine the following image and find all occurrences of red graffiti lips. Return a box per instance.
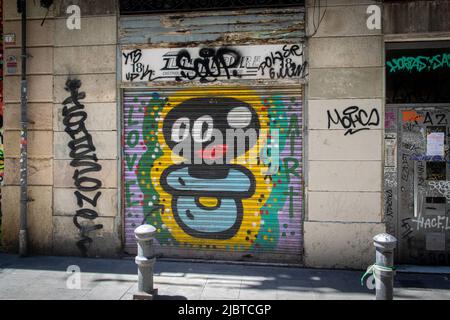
[197,144,228,160]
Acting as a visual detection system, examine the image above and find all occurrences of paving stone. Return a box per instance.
[1,253,449,300]
[239,280,278,300]
[158,283,206,300]
[201,279,241,300]
[276,289,317,300]
[82,281,135,300]
[120,292,134,300]
[394,288,448,300]
[155,275,207,286]
[1,286,90,300]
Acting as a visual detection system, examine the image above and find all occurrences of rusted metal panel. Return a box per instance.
[119,7,305,47]
[384,1,450,34]
[123,86,303,263]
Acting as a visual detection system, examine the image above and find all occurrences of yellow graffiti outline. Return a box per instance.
[151,87,271,250]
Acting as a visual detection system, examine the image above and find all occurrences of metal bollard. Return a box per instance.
[373,233,397,300]
[133,224,158,300]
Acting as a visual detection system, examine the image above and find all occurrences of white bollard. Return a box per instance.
[133,224,158,300]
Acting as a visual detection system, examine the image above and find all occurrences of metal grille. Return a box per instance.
[120,0,304,14]
[123,86,303,262]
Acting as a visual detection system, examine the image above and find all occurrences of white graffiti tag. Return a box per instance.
[428,181,450,200]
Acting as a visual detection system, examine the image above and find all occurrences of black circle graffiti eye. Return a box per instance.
[171,117,190,142]
[192,115,213,143]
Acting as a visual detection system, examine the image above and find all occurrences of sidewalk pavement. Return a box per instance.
[0,253,449,300]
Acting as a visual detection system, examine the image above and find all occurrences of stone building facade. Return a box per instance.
[1,0,449,268]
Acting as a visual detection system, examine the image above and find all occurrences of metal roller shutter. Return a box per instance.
[123,86,303,262]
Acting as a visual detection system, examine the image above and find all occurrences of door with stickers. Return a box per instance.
[386,107,450,265]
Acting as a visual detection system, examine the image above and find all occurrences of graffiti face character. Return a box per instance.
[163,97,260,165]
[160,97,259,239]
[128,87,302,254]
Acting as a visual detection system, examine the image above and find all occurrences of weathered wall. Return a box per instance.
[1,0,120,257]
[384,0,450,36]
[2,0,55,253]
[53,0,119,257]
[3,0,424,267]
[304,0,385,269]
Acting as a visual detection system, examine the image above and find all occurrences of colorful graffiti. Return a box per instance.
[124,87,302,257]
[386,53,450,73]
[386,49,450,104]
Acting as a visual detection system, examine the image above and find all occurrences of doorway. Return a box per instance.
[385,106,450,265]
[385,41,450,265]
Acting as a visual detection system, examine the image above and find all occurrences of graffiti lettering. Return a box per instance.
[401,154,409,182]
[327,106,380,135]
[387,53,450,73]
[62,79,103,256]
[401,217,414,240]
[411,215,450,231]
[417,161,425,187]
[422,112,447,125]
[385,189,393,218]
[384,189,395,235]
[122,45,305,83]
[123,49,155,82]
[428,181,450,200]
[175,47,241,83]
[257,45,307,80]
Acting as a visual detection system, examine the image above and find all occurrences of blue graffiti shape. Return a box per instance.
[161,164,255,239]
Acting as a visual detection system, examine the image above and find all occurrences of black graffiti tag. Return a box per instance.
[401,217,414,240]
[384,189,395,235]
[175,47,241,83]
[62,79,103,256]
[257,44,307,79]
[123,49,155,82]
[327,106,380,135]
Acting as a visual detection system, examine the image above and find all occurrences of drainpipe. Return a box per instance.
[18,0,28,257]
